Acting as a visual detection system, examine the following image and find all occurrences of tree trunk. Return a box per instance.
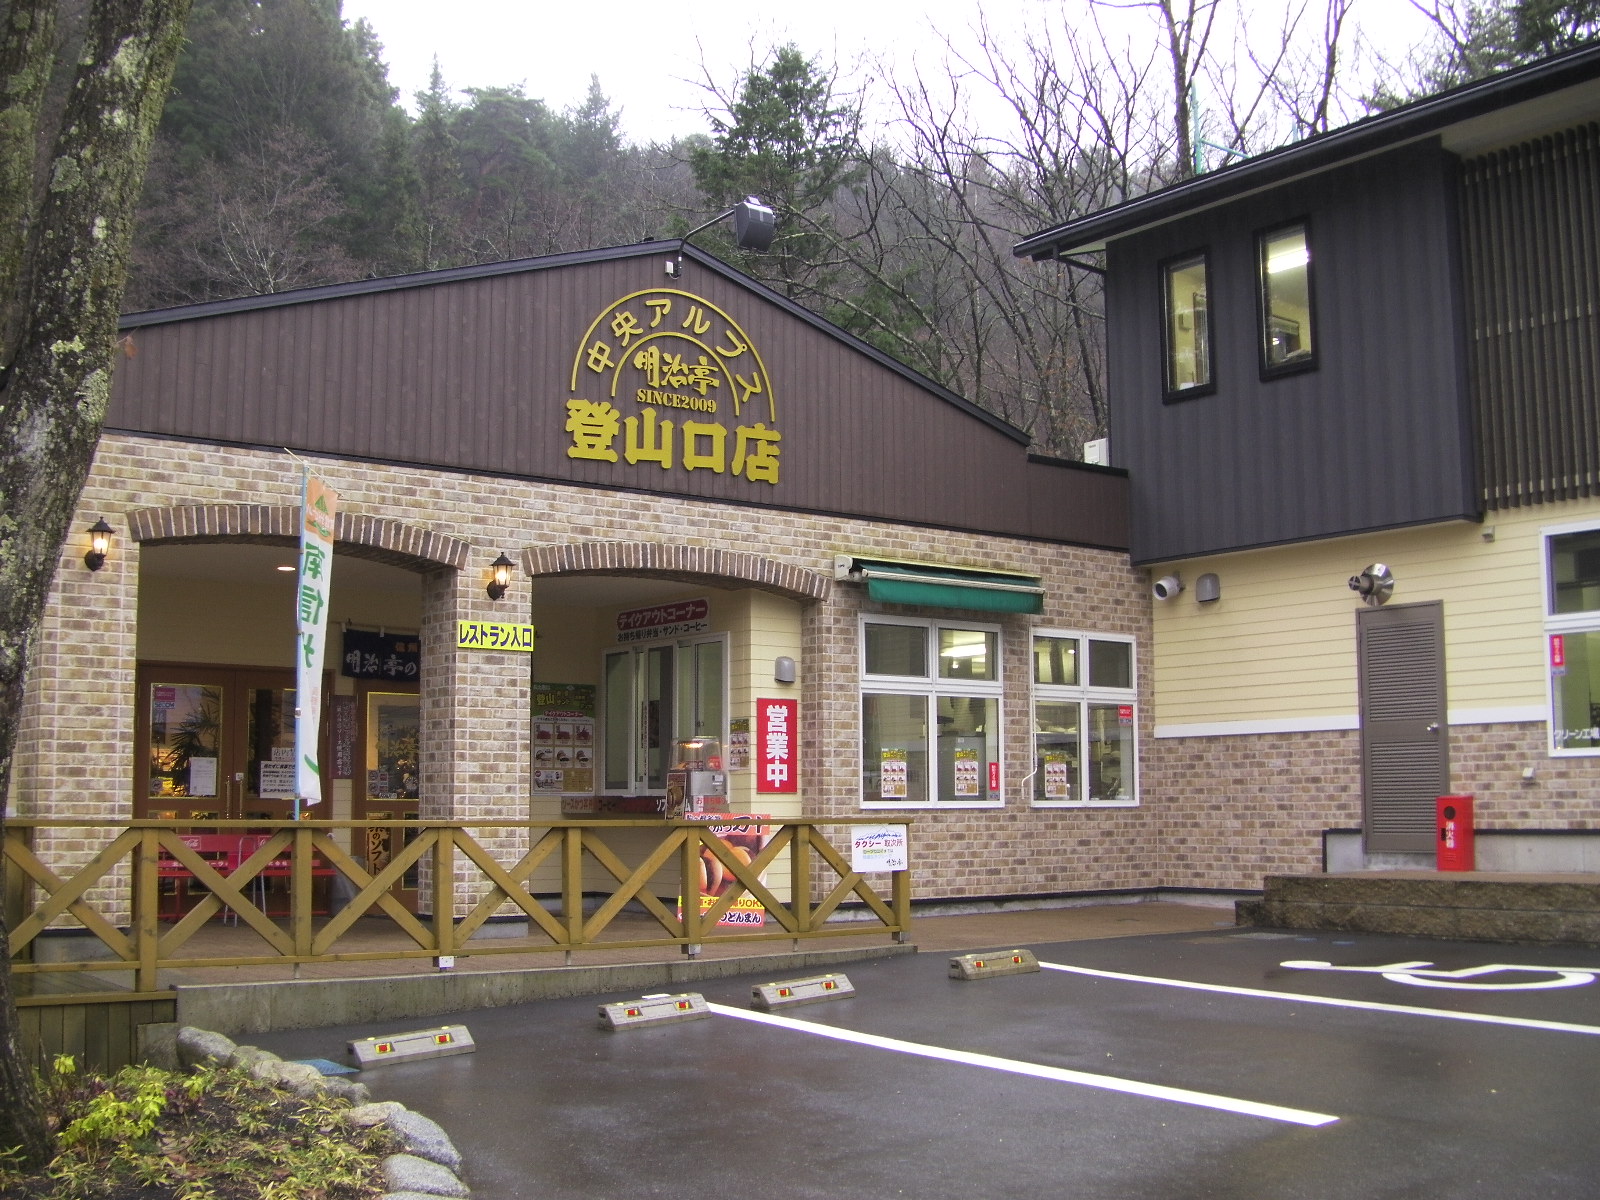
[0,0,191,1167]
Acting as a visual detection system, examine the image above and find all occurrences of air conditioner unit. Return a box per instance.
[1083,438,1111,466]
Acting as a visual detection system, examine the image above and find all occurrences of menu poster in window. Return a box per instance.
[533,684,596,793]
[880,749,908,799]
[727,718,751,771]
[953,748,980,797]
[1043,753,1071,800]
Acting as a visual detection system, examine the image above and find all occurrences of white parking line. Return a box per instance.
[707,1002,1339,1127]
[1040,962,1600,1035]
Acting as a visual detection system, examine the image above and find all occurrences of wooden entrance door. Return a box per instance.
[1357,603,1449,854]
[136,663,310,822]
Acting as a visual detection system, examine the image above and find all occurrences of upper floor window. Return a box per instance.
[1546,523,1600,755]
[1258,221,1316,377]
[1162,251,1213,399]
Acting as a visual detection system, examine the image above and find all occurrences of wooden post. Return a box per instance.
[135,828,162,993]
[892,862,912,944]
[563,827,583,946]
[433,827,455,957]
[679,824,702,956]
[791,823,813,936]
[290,826,314,957]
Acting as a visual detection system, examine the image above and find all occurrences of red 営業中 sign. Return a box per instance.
[757,698,797,794]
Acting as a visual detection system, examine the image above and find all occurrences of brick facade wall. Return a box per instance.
[1140,722,1600,890]
[19,434,1163,909]
[25,435,1593,912]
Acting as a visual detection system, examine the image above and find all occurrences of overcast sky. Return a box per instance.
[340,0,1439,146]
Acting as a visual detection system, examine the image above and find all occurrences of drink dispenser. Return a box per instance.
[668,737,728,814]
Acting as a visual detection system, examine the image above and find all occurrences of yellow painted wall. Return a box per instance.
[727,589,803,818]
[1149,497,1600,732]
[519,583,802,902]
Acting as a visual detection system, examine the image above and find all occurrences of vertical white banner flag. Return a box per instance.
[296,472,338,811]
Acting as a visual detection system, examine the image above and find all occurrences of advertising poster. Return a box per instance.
[953,748,980,797]
[679,814,771,927]
[532,684,596,793]
[727,718,751,771]
[880,749,909,799]
[1043,753,1072,800]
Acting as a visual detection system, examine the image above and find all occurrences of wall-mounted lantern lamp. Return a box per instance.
[486,552,514,601]
[84,519,114,571]
[665,196,776,278]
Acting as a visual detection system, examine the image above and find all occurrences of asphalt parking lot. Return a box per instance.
[252,928,1600,1199]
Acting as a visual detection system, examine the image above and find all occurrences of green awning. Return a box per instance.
[834,556,1045,614]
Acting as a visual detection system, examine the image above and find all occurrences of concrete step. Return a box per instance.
[1236,871,1600,945]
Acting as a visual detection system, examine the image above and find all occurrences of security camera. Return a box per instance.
[1152,574,1183,600]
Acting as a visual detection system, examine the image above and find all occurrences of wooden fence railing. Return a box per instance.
[5,819,912,995]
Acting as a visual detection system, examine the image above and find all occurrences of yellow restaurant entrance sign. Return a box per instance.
[564,289,780,485]
[457,621,536,651]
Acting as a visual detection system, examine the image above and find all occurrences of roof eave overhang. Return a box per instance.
[1013,42,1600,262]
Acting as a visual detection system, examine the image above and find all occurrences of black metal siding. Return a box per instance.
[1106,141,1479,563]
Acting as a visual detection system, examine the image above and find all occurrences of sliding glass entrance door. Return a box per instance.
[601,637,724,795]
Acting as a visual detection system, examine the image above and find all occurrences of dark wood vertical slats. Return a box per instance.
[1462,123,1600,508]
[107,248,1126,548]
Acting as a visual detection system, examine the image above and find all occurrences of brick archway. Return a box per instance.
[524,542,831,602]
[126,504,472,570]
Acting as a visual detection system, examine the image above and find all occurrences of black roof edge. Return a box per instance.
[1013,41,1600,260]
[119,240,1032,448]
[1027,451,1128,476]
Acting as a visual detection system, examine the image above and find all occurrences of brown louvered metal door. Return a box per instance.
[1358,602,1449,854]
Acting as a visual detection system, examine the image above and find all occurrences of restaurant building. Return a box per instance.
[16,238,1159,909]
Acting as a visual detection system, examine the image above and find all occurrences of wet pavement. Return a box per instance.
[248,908,1600,1199]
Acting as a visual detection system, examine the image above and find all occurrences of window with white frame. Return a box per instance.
[1545,522,1600,755]
[860,617,1003,806]
[1031,631,1138,805]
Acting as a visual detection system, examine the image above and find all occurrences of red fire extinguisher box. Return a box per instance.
[1436,794,1475,871]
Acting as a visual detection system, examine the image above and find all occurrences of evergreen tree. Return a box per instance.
[452,84,562,259]
[1513,0,1600,53]
[689,45,863,299]
[407,61,468,270]
[130,0,406,301]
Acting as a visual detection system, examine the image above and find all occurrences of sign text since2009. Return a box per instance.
[564,289,781,485]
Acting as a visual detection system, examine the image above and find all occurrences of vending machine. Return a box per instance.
[666,737,728,814]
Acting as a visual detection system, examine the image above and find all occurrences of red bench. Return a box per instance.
[157,834,334,920]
